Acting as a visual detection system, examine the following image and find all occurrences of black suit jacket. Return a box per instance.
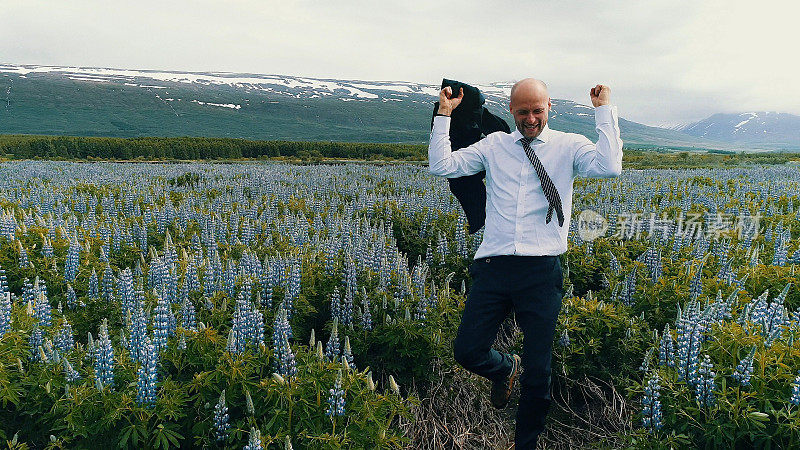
[430,78,511,234]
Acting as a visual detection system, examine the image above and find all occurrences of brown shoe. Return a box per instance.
[490,354,521,409]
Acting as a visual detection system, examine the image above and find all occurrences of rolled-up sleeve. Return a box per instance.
[428,116,486,178]
[573,105,623,178]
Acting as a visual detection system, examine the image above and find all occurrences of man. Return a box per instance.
[428,78,622,449]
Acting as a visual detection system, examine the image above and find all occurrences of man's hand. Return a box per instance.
[590,84,610,107]
[437,86,464,116]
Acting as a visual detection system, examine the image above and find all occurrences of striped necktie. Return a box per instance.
[519,136,565,227]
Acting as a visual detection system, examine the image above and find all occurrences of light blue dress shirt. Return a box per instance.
[428,105,623,259]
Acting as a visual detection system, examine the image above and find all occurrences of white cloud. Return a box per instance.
[1,0,798,125]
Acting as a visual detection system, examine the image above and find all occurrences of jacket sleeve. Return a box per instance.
[573,105,623,178]
[428,116,486,178]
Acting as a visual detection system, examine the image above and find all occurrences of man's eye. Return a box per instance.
[517,111,528,115]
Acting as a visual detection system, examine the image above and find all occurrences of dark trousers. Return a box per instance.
[453,255,564,450]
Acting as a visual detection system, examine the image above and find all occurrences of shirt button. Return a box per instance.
[486,258,491,263]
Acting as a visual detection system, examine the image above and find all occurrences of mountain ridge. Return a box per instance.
[1,64,796,151]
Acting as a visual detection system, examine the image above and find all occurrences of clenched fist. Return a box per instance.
[437,86,464,116]
[590,84,610,107]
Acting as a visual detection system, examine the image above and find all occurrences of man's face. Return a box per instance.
[510,88,551,139]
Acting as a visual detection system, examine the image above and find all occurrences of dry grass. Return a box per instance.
[401,317,636,449]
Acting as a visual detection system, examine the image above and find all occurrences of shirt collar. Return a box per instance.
[513,124,553,145]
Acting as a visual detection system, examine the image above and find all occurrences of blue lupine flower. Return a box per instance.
[343,336,355,369]
[180,298,197,331]
[689,261,704,300]
[21,278,34,306]
[29,325,44,362]
[284,260,301,319]
[186,261,200,293]
[63,358,81,383]
[0,267,10,337]
[243,427,263,450]
[619,265,637,307]
[325,318,341,362]
[262,280,273,309]
[559,329,570,347]
[66,283,77,309]
[609,252,620,276]
[790,373,800,406]
[695,354,716,408]
[641,372,662,431]
[88,269,99,299]
[361,291,372,331]
[136,335,158,406]
[330,287,341,324]
[54,321,75,353]
[33,284,52,327]
[42,236,53,258]
[101,264,115,302]
[94,318,115,390]
[118,268,136,316]
[325,369,346,417]
[229,290,264,354]
[128,292,148,362]
[152,293,174,354]
[732,347,756,387]
[18,241,30,268]
[213,390,230,442]
[658,324,674,367]
[272,308,297,378]
[675,305,703,386]
[64,239,81,281]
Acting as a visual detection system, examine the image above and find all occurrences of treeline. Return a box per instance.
[0,135,428,161]
[3,134,800,167]
[622,148,800,169]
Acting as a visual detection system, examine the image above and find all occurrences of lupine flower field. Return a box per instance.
[2,160,800,448]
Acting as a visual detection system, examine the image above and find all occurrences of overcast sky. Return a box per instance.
[3,0,799,126]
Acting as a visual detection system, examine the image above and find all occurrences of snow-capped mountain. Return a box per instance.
[679,112,800,149]
[0,63,791,150]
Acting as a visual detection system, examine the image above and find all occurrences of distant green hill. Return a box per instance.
[0,65,743,150]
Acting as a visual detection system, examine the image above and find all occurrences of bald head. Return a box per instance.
[509,78,552,139]
[510,78,549,104]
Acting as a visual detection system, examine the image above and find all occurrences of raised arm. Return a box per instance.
[573,84,623,178]
[428,86,486,178]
